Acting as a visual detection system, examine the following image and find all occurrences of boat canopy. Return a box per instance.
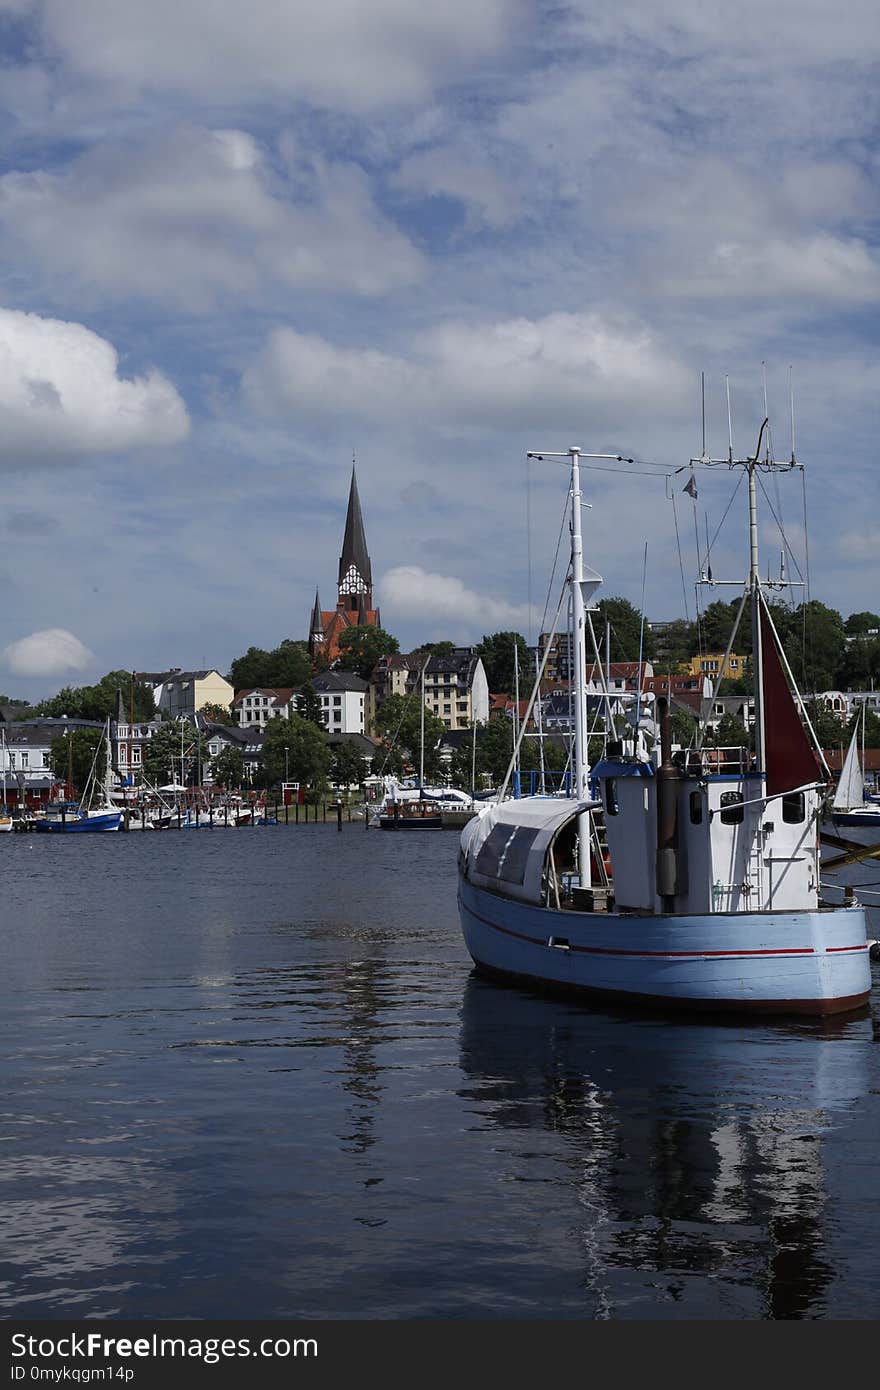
[463,797,597,905]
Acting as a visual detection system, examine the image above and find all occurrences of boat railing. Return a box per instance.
[677,745,754,778]
[512,769,574,797]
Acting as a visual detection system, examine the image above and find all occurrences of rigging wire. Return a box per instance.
[670,488,691,622]
[801,464,815,695]
[538,485,571,641]
[525,454,533,648]
[754,471,806,584]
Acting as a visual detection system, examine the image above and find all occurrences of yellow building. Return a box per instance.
[687,652,745,681]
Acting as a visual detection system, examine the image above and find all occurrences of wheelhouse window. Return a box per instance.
[720,791,744,825]
[689,790,703,824]
[782,791,805,824]
[604,778,619,816]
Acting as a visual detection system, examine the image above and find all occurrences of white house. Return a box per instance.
[311,671,367,734]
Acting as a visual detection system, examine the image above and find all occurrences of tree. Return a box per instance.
[803,700,848,753]
[49,729,104,795]
[373,692,446,779]
[838,635,880,691]
[670,706,698,747]
[845,705,880,750]
[845,611,880,636]
[595,597,653,662]
[698,599,752,656]
[651,619,697,672]
[782,601,846,694]
[258,715,331,799]
[476,632,530,695]
[330,740,369,790]
[199,702,233,725]
[228,639,311,691]
[297,681,325,727]
[142,719,209,786]
[336,626,399,681]
[711,712,750,749]
[211,746,244,788]
[33,671,155,722]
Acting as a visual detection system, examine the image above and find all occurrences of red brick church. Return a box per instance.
[308,466,381,664]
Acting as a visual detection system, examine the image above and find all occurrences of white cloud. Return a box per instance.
[244,311,691,429]
[392,145,518,230]
[379,566,530,637]
[2,629,94,678]
[0,307,189,456]
[0,127,424,309]
[33,0,522,115]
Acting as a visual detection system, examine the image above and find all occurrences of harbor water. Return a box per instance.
[1,827,878,1320]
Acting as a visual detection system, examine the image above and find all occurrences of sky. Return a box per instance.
[0,1,877,700]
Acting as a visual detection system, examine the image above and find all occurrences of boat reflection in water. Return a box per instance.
[457,977,873,1319]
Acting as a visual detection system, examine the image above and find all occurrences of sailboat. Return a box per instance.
[830,705,880,830]
[457,440,871,1017]
[39,720,122,832]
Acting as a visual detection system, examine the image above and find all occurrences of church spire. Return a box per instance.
[337,464,372,612]
[309,589,325,652]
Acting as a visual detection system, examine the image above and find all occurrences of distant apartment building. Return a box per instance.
[686,652,745,681]
[367,654,418,731]
[423,649,489,731]
[137,668,234,719]
[367,648,489,733]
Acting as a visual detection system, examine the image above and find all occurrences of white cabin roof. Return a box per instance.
[463,796,596,904]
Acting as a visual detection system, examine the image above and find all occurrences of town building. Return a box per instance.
[686,652,746,681]
[422,649,490,731]
[232,688,296,729]
[308,467,381,665]
[203,723,265,785]
[366,654,418,731]
[312,671,367,734]
[136,668,234,719]
[0,717,103,808]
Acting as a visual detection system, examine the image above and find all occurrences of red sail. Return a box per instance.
[759,599,821,796]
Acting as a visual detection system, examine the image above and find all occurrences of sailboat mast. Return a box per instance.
[419,659,426,791]
[748,443,766,776]
[569,447,592,886]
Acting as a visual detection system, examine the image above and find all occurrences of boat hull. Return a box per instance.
[378,815,442,830]
[831,811,880,830]
[38,811,122,833]
[458,875,872,1017]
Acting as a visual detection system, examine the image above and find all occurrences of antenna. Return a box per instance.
[789,365,797,465]
[701,370,707,459]
[761,362,774,462]
[725,375,734,464]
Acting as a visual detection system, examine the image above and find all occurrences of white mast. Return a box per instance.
[419,656,428,791]
[527,446,613,885]
[748,420,768,775]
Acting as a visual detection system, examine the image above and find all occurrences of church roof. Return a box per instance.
[338,466,371,588]
[310,589,323,634]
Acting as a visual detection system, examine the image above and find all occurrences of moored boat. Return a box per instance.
[38,722,122,833]
[458,439,871,1017]
[829,706,880,831]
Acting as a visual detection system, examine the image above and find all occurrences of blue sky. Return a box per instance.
[0,1,877,698]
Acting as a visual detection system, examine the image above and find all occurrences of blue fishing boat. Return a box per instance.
[458,438,871,1017]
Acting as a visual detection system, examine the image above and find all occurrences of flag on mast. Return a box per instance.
[683,473,698,500]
